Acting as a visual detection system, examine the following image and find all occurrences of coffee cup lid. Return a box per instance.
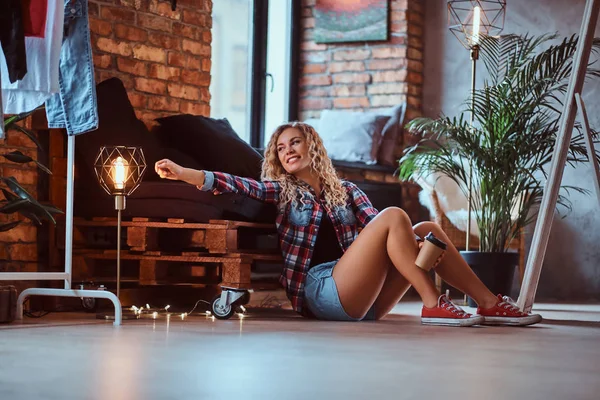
[425,232,447,250]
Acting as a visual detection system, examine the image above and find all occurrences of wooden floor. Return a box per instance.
[1,302,599,400]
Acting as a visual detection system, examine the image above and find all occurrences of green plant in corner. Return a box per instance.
[1,107,63,233]
[399,33,600,253]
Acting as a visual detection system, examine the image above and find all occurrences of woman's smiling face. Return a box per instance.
[276,127,311,175]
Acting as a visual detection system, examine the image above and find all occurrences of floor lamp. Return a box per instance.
[94,146,146,302]
[447,0,506,249]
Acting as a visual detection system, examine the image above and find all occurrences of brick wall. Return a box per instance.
[89,0,213,126]
[298,0,425,220]
[1,0,214,288]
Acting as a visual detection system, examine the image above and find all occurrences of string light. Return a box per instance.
[124,299,248,321]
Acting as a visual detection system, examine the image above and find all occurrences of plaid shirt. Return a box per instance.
[200,171,379,314]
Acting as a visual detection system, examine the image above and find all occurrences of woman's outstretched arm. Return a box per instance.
[155,159,280,204]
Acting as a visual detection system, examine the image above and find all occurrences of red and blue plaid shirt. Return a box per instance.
[200,171,379,314]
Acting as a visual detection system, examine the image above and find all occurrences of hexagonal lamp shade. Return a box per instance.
[94,146,146,197]
[448,0,506,49]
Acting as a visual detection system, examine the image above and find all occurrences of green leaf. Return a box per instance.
[33,160,53,175]
[42,204,64,215]
[1,188,18,201]
[3,105,45,129]
[2,150,32,163]
[0,177,56,224]
[0,221,21,232]
[19,210,43,226]
[9,124,43,151]
[0,198,31,214]
[1,151,52,174]
[1,176,35,201]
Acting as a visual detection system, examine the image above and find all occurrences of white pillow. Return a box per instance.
[317,110,390,164]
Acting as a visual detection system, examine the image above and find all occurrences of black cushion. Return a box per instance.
[155,114,263,180]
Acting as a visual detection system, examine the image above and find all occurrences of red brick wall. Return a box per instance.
[298,0,425,220]
[1,0,214,286]
[89,0,213,126]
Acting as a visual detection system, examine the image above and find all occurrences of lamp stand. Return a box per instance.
[115,195,126,299]
[466,44,479,251]
[97,195,138,321]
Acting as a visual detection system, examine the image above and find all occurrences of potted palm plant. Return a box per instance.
[399,34,600,299]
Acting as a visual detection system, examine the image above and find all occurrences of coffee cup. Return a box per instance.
[415,232,447,271]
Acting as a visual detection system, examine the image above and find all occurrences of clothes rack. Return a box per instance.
[0,135,122,325]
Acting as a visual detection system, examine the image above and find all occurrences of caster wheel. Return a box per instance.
[211,295,235,320]
[81,297,97,313]
[237,291,250,306]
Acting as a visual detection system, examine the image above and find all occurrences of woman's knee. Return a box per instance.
[414,221,444,236]
[379,207,411,227]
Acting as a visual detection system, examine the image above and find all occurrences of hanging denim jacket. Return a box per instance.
[45,0,99,136]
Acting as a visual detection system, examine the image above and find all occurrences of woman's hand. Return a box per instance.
[155,159,206,187]
[155,159,185,181]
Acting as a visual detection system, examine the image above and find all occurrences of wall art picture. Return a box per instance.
[314,0,389,43]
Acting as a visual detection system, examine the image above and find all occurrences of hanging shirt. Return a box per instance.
[1,0,63,115]
[22,0,49,38]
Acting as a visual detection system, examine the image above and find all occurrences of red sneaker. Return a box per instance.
[477,295,542,326]
[422,294,484,327]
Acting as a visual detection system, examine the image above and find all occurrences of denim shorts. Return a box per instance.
[304,260,376,321]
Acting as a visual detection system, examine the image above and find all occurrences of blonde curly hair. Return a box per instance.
[261,121,347,208]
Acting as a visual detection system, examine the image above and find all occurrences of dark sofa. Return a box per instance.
[73,78,401,222]
[73,78,276,222]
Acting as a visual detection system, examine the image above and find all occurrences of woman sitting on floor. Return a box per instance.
[155,122,541,327]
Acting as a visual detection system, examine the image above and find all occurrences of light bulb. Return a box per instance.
[112,156,128,190]
[472,6,481,45]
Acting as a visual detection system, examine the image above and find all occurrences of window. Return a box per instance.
[263,0,294,147]
[210,0,297,147]
[210,0,253,142]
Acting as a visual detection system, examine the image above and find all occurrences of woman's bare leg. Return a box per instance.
[412,221,498,309]
[370,262,412,319]
[332,207,440,319]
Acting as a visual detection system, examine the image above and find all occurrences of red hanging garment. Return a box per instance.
[22,0,48,38]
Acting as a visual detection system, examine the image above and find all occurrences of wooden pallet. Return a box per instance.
[69,217,279,254]
[73,248,282,289]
